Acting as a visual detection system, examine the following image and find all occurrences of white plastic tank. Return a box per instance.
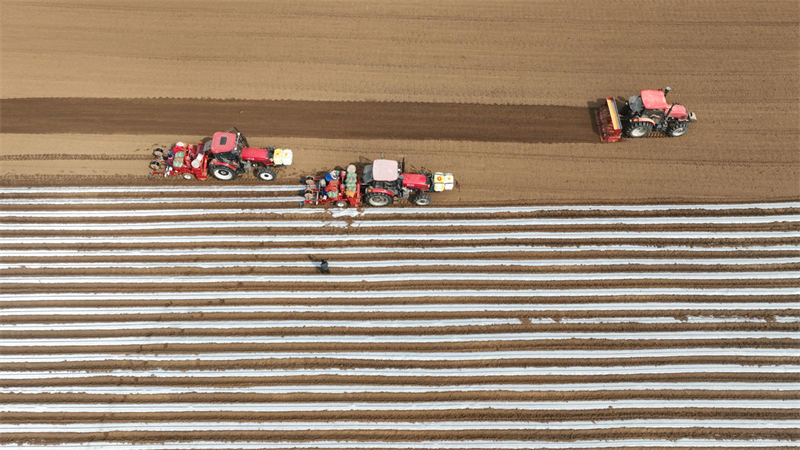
[444,173,454,190]
[432,172,446,192]
[273,149,284,165]
[282,149,293,166]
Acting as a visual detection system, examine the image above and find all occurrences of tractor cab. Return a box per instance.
[363,159,402,191]
[627,89,690,121]
[208,129,247,164]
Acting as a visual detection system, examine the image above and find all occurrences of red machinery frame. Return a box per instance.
[303,171,362,207]
[596,97,622,143]
[149,143,209,180]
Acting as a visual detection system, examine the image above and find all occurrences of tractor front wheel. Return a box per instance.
[666,123,690,137]
[365,193,393,207]
[413,192,432,206]
[255,168,277,181]
[624,121,653,138]
[210,165,237,181]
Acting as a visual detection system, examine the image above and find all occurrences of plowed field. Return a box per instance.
[1,0,799,448]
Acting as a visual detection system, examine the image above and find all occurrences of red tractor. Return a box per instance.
[149,127,293,181]
[596,87,697,142]
[302,159,454,207]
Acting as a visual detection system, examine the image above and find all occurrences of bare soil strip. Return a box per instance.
[0,98,597,144]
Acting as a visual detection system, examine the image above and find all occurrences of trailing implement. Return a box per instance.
[149,127,292,181]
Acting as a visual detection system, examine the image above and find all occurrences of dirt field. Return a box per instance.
[1,0,799,448]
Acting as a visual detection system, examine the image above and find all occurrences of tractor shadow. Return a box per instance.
[586,99,604,138]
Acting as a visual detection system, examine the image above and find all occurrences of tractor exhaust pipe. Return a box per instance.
[664,86,672,97]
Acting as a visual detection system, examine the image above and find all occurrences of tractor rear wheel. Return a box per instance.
[413,192,432,206]
[624,121,653,138]
[666,123,690,137]
[210,165,237,181]
[365,193,393,207]
[255,168,277,181]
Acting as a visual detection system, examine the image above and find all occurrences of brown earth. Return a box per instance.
[0,98,598,144]
[2,1,799,203]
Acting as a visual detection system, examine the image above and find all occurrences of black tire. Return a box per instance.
[413,192,432,206]
[618,103,631,117]
[335,201,347,208]
[255,167,277,181]
[365,193,393,207]
[210,165,237,181]
[149,162,162,170]
[624,121,653,138]
[182,173,194,180]
[666,123,690,137]
[153,148,165,158]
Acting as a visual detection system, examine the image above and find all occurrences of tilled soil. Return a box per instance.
[0,98,598,144]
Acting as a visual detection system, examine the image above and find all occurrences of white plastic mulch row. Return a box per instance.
[4,216,799,226]
[3,302,796,316]
[2,332,797,347]
[5,231,798,244]
[0,186,306,193]
[4,316,799,332]
[3,288,797,303]
[0,244,795,257]
[3,348,796,364]
[5,382,798,395]
[2,400,798,413]
[1,439,798,449]
[3,258,798,270]
[2,420,799,432]
[2,366,797,379]
[0,318,521,331]
[0,197,306,205]
[3,271,797,284]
